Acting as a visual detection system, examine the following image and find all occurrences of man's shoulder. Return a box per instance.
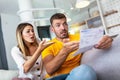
[49,38,56,42]
[69,33,80,40]
[49,38,59,44]
[69,33,80,36]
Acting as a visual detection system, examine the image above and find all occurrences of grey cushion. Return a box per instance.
[81,34,120,80]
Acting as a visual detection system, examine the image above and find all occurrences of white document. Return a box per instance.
[73,27,104,56]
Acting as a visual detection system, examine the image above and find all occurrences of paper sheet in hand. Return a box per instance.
[74,27,104,56]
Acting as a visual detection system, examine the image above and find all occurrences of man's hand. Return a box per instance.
[94,35,113,49]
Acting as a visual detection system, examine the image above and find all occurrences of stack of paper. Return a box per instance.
[74,27,104,56]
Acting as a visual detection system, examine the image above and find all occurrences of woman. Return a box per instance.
[11,23,53,80]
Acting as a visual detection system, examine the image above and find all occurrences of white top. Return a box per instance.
[11,46,46,80]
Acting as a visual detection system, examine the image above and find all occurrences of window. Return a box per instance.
[86,16,103,29]
[37,25,51,40]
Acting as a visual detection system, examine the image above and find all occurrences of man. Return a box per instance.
[42,13,113,80]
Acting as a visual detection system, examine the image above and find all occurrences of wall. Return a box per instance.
[69,0,120,36]
[100,0,120,36]
[1,13,20,70]
[0,15,8,69]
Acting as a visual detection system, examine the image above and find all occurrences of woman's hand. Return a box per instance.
[94,35,113,49]
[38,40,54,52]
[62,41,79,54]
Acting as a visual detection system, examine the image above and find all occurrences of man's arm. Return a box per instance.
[43,41,79,75]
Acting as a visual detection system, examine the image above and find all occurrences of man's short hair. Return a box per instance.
[50,13,66,25]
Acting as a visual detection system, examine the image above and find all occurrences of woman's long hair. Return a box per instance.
[16,23,38,57]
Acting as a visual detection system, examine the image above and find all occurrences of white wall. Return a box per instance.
[100,0,120,36]
[1,13,20,70]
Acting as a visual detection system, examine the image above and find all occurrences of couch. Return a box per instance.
[1,34,120,80]
[0,69,18,80]
[81,34,120,80]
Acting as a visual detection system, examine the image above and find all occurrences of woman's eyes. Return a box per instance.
[26,30,30,33]
[26,30,34,33]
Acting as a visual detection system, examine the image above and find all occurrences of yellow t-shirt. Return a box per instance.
[42,34,82,78]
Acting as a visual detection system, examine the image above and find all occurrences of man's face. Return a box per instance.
[51,18,69,39]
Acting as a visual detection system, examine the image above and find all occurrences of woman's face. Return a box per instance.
[22,25,36,43]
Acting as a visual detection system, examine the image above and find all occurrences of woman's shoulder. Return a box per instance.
[11,46,19,51]
[11,46,21,55]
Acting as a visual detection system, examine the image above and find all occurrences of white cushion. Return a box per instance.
[0,70,18,80]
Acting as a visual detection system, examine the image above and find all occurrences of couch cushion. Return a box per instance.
[81,34,120,80]
[0,70,18,80]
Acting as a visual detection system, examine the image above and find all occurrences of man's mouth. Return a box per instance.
[61,30,67,34]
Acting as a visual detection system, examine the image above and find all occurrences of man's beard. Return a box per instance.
[57,31,69,39]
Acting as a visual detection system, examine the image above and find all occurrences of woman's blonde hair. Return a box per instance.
[16,23,38,56]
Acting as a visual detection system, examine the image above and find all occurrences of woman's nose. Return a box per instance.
[30,31,34,35]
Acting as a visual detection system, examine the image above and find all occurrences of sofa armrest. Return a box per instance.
[81,34,120,80]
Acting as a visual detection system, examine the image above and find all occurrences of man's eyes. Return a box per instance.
[55,23,67,27]
[63,23,67,26]
[55,25,60,27]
